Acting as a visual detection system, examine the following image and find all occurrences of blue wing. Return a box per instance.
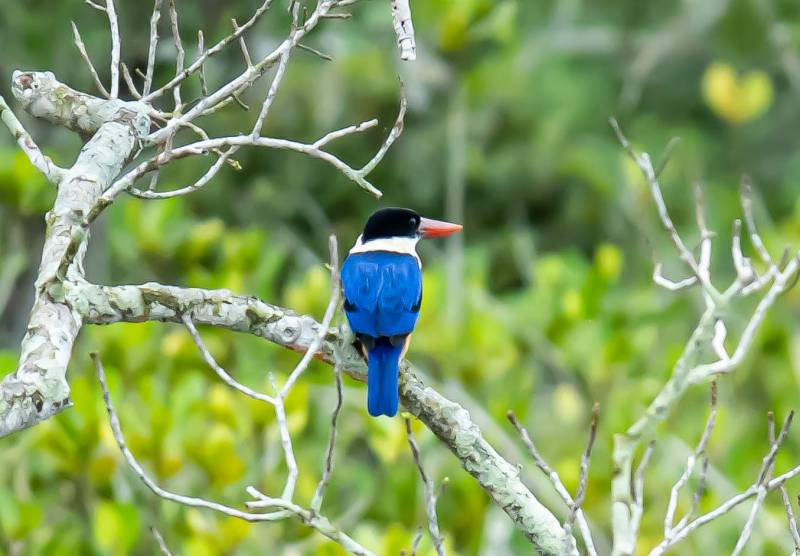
[341,251,422,338]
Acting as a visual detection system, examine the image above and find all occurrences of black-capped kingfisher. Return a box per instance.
[341,208,463,417]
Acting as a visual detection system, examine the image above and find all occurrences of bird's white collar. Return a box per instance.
[349,235,421,266]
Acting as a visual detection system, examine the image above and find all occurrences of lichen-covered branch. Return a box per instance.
[0,72,149,437]
[66,279,575,554]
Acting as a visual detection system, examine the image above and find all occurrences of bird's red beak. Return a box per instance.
[419,217,463,239]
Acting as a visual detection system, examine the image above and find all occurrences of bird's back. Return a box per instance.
[341,250,422,338]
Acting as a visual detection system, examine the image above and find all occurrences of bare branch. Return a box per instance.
[567,402,599,534]
[390,0,416,61]
[0,95,65,184]
[731,219,755,285]
[652,262,697,291]
[0,71,149,438]
[69,279,575,554]
[143,0,163,96]
[252,47,291,137]
[167,0,185,110]
[688,256,800,382]
[771,417,800,552]
[405,417,446,556]
[71,21,111,98]
[150,526,172,556]
[649,412,796,555]
[196,30,208,97]
[183,313,275,405]
[507,411,593,555]
[105,0,121,98]
[610,117,720,302]
[741,175,774,267]
[281,235,340,396]
[358,84,407,177]
[129,147,238,199]
[711,320,729,361]
[232,18,254,68]
[91,352,375,555]
[120,63,142,99]
[732,411,795,555]
[84,0,107,11]
[271,375,299,501]
[630,441,655,543]
[143,0,274,102]
[664,382,717,537]
[310,356,343,512]
[97,133,383,218]
[297,42,333,61]
[313,119,379,149]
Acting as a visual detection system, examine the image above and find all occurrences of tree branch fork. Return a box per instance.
[3,1,800,554]
[0,1,574,554]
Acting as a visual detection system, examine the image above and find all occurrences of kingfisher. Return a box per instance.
[341,208,463,417]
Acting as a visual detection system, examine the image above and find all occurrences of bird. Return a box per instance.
[341,208,463,417]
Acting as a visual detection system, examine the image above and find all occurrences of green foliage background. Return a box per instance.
[2,0,800,554]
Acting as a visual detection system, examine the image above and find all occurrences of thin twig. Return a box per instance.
[143,0,163,96]
[732,411,795,556]
[252,48,291,137]
[280,235,340,397]
[130,147,238,199]
[297,42,332,61]
[313,119,379,149]
[566,402,599,534]
[731,219,755,285]
[653,262,697,291]
[358,83,407,177]
[410,527,423,556]
[405,417,445,556]
[182,313,275,405]
[310,357,344,512]
[71,21,111,98]
[654,136,680,178]
[664,382,717,537]
[91,353,374,555]
[0,95,64,184]
[142,0,275,102]
[507,411,597,556]
[650,412,796,555]
[630,440,656,547]
[168,0,185,110]
[252,1,300,138]
[84,0,107,11]
[610,117,720,302]
[105,0,121,98]
[741,176,774,267]
[771,416,800,551]
[231,18,253,68]
[197,30,208,97]
[150,526,172,556]
[120,63,142,99]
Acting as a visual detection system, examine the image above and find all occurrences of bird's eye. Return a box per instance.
[410,217,417,228]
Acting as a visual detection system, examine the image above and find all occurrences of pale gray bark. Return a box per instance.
[0,72,149,436]
[0,6,575,551]
[65,279,576,555]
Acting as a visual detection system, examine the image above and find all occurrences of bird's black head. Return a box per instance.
[361,208,421,241]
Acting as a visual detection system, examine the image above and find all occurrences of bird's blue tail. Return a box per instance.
[367,338,403,417]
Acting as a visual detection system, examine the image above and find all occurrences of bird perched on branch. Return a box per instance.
[342,208,462,417]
